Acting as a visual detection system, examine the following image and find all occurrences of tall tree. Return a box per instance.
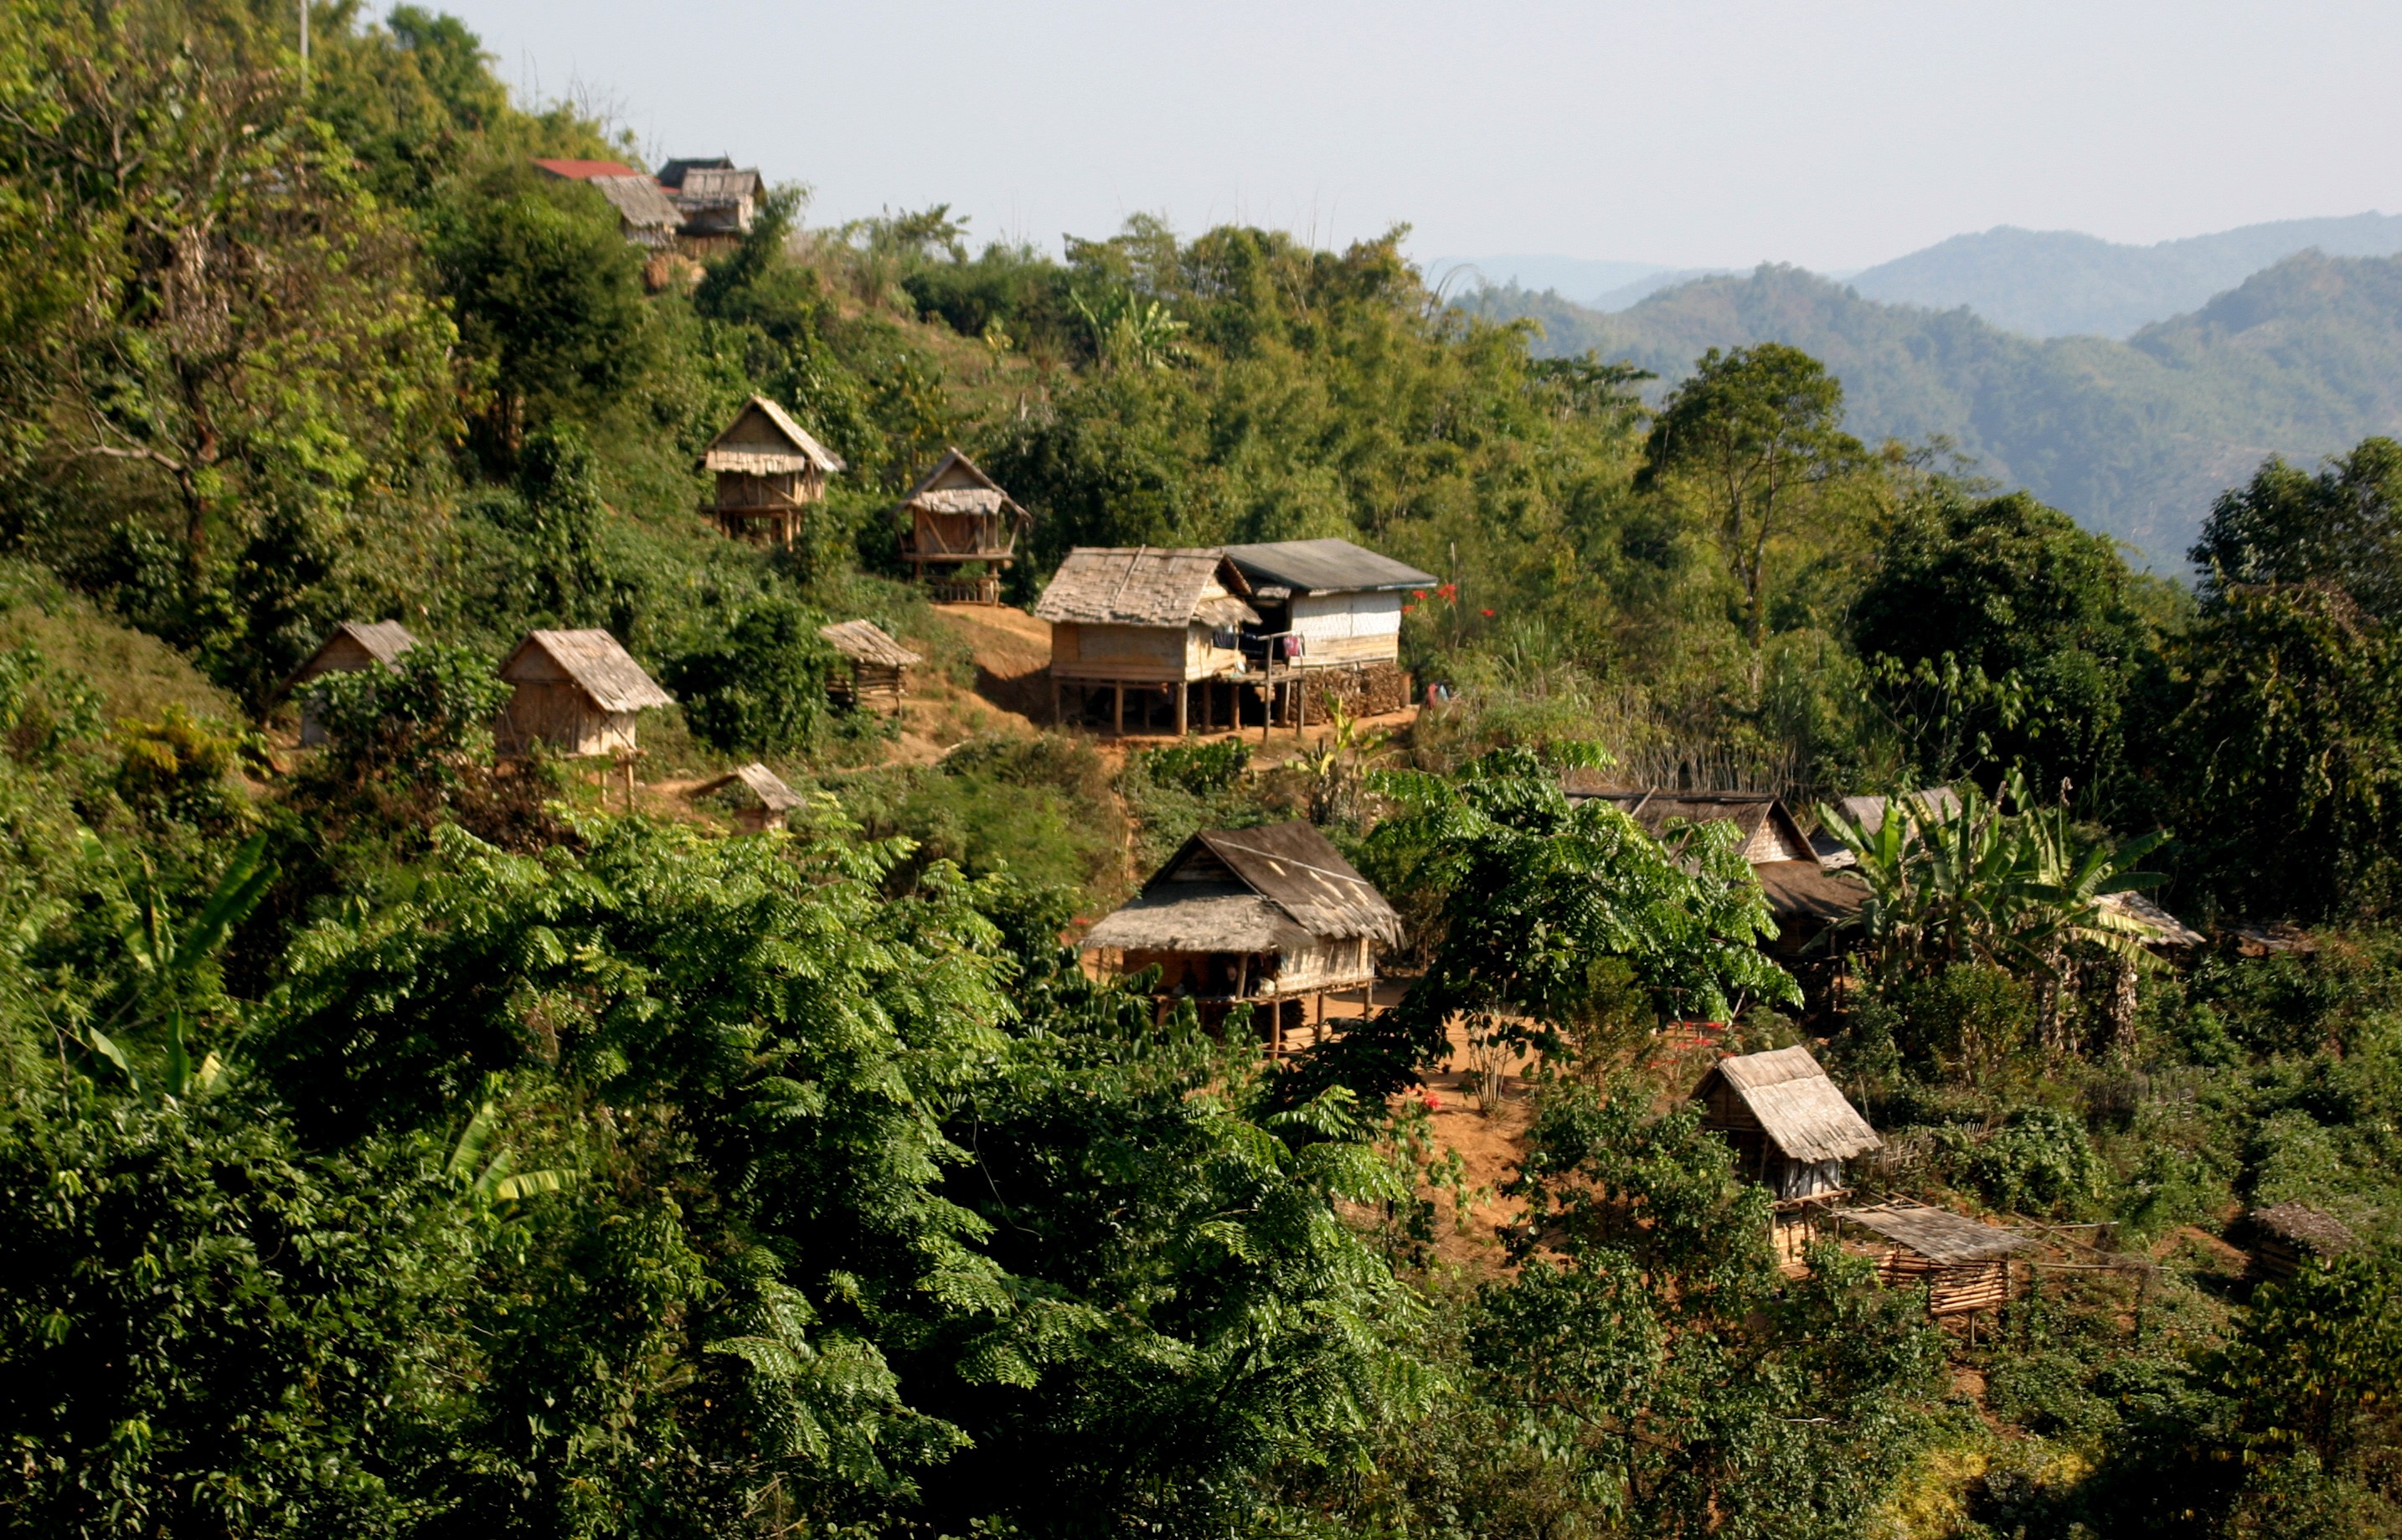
[1639,343,1869,677]
[2190,437,2402,620]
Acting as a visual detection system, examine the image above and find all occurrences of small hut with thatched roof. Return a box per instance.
[1034,548,1260,735]
[695,762,805,833]
[2245,1203,2358,1280]
[1080,821,1403,1053]
[496,629,675,758]
[285,621,420,745]
[1693,1045,1882,1234]
[700,396,844,546]
[897,448,1030,604]
[818,621,920,713]
[1830,1198,2033,1320]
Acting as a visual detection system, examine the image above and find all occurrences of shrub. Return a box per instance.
[667,599,836,755]
[1945,1106,2105,1217]
[112,706,251,832]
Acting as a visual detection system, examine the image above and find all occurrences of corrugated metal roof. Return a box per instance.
[501,630,675,713]
[1032,548,1259,628]
[817,620,921,668]
[1223,538,1437,595]
[1698,1045,1881,1163]
[656,157,733,189]
[1840,1201,2031,1264]
[532,157,643,180]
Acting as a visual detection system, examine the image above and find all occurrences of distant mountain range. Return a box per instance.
[1437,211,2402,337]
[1457,251,2402,564]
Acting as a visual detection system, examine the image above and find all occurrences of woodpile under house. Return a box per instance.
[696,762,805,833]
[496,629,675,758]
[1079,822,1404,1053]
[701,396,844,546]
[818,621,920,713]
[1223,538,1435,720]
[897,449,1030,604]
[1035,548,1259,735]
[1832,1199,2033,1318]
[1694,1045,1883,1269]
[285,620,418,745]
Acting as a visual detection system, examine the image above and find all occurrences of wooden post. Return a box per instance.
[1175,679,1188,736]
[1296,679,1307,739]
[1052,675,1063,727]
[1113,682,1125,736]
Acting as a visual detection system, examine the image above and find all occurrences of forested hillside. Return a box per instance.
[3,4,2402,1537]
[1466,255,2402,560]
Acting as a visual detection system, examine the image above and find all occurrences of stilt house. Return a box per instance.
[818,621,920,713]
[1832,1199,2033,1316]
[696,762,805,833]
[1695,1045,1884,1272]
[1035,548,1259,735]
[1080,822,1404,1053]
[496,629,675,757]
[1223,538,1435,719]
[657,157,761,250]
[2245,1203,2358,1280]
[896,448,1030,603]
[285,620,419,745]
[701,396,844,546]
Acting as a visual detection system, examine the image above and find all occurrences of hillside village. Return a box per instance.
[3,7,2401,1539]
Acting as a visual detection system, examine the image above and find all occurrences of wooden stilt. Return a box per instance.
[1052,676,1063,727]
[1175,678,1188,735]
[1113,682,1125,735]
[1296,680,1307,738]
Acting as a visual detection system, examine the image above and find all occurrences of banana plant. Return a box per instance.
[91,832,275,1098]
[446,1084,576,1206]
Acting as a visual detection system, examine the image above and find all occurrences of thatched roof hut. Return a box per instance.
[496,629,674,758]
[1082,822,1402,1051]
[1834,1198,2033,1316]
[898,448,1029,603]
[1570,787,1817,865]
[701,397,844,546]
[1035,548,1260,734]
[2247,1203,2358,1279]
[1693,1045,1881,1202]
[818,621,921,713]
[285,621,420,744]
[696,762,805,832]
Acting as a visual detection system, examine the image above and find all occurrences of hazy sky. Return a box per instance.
[456,0,2402,271]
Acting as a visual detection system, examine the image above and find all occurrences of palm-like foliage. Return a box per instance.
[1816,774,2164,985]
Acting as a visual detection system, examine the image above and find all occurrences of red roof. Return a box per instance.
[531,157,645,181]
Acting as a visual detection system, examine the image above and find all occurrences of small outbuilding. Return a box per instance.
[1223,538,1435,719]
[657,157,761,250]
[496,629,676,758]
[285,621,420,745]
[695,762,805,833]
[1079,821,1404,1053]
[701,396,845,546]
[1695,1045,1881,1202]
[2245,1203,2358,1280]
[1035,547,1260,735]
[818,620,921,713]
[1833,1199,2033,1317]
[1572,788,1818,865]
[897,448,1030,604]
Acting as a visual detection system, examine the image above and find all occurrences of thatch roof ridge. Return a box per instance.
[1841,1201,2032,1264]
[817,620,921,668]
[282,620,421,693]
[503,629,675,713]
[1032,547,1260,628]
[590,174,681,234]
[2250,1203,2358,1255]
[1183,822,1404,946]
[1753,859,1870,923]
[1699,1045,1881,1162]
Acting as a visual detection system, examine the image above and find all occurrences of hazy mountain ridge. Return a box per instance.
[1848,213,2402,337]
[1460,251,2402,560]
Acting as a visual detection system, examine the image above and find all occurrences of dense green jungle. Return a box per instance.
[2,4,2400,1537]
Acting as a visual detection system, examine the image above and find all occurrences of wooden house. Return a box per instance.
[1034,548,1260,735]
[701,397,844,545]
[530,159,680,249]
[1079,822,1404,1053]
[2245,1203,2357,1280]
[1832,1199,2033,1318]
[657,157,761,251]
[1573,788,1817,864]
[1694,1046,1882,1203]
[1223,538,1435,720]
[695,762,805,833]
[896,448,1029,603]
[284,621,419,745]
[818,621,920,713]
[496,629,675,758]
